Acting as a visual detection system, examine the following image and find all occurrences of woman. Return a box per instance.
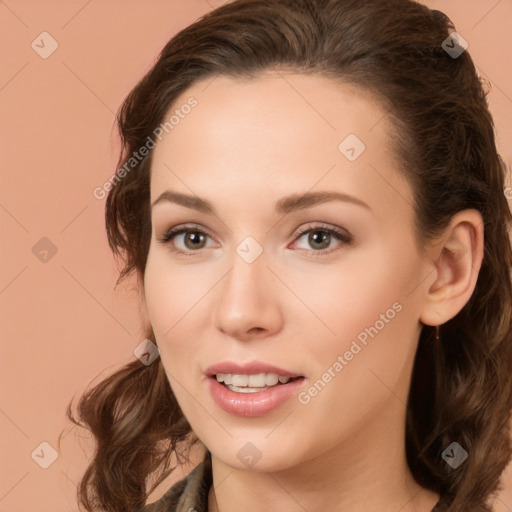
[68,0,512,511]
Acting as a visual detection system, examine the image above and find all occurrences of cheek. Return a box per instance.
[291,256,421,440]
[143,253,202,405]
[144,253,173,336]
[288,241,422,381]
[143,251,196,373]
[144,248,207,338]
[289,249,409,333]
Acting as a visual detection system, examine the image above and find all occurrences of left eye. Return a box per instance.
[291,225,352,254]
[156,223,352,256]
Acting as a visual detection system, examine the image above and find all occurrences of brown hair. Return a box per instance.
[67,0,512,510]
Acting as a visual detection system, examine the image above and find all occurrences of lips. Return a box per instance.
[216,373,294,389]
[205,361,305,417]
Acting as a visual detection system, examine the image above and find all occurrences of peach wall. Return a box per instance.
[0,1,510,511]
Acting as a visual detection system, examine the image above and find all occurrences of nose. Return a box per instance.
[212,249,284,342]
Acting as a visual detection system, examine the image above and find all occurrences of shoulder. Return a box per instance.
[141,454,212,512]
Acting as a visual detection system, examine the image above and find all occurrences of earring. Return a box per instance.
[435,325,440,343]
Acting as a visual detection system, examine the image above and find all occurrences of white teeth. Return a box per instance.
[226,384,267,393]
[231,374,248,387]
[215,372,294,390]
[216,374,233,385]
[265,373,279,386]
[249,373,266,387]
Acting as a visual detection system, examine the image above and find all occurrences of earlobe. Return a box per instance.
[419,209,484,327]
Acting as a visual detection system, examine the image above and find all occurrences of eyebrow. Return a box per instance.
[151,190,371,215]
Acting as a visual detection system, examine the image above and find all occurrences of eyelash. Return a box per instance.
[156,223,353,257]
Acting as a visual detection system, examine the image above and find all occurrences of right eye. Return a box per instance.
[156,224,217,256]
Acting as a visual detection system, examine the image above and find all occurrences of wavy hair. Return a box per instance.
[67,0,512,510]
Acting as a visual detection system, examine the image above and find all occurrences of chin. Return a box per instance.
[204,432,311,473]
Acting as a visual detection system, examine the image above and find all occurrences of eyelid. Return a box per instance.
[293,222,351,240]
[156,223,216,246]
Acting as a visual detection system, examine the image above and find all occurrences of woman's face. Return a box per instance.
[144,73,434,472]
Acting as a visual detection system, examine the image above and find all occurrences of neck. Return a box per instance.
[207,395,439,512]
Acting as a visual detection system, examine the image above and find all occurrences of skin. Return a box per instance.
[144,73,484,512]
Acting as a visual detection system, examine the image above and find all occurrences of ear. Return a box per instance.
[419,209,484,327]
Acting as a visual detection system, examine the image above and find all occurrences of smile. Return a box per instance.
[215,372,294,393]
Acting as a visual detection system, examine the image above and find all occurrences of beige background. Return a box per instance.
[0,1,511,511]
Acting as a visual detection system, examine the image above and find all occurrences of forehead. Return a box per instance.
[149,72,413,220]
[154,72,387,161]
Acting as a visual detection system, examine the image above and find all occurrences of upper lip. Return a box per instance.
[205,361,303,378]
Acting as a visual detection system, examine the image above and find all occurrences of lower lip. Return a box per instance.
[208,377,305,417]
